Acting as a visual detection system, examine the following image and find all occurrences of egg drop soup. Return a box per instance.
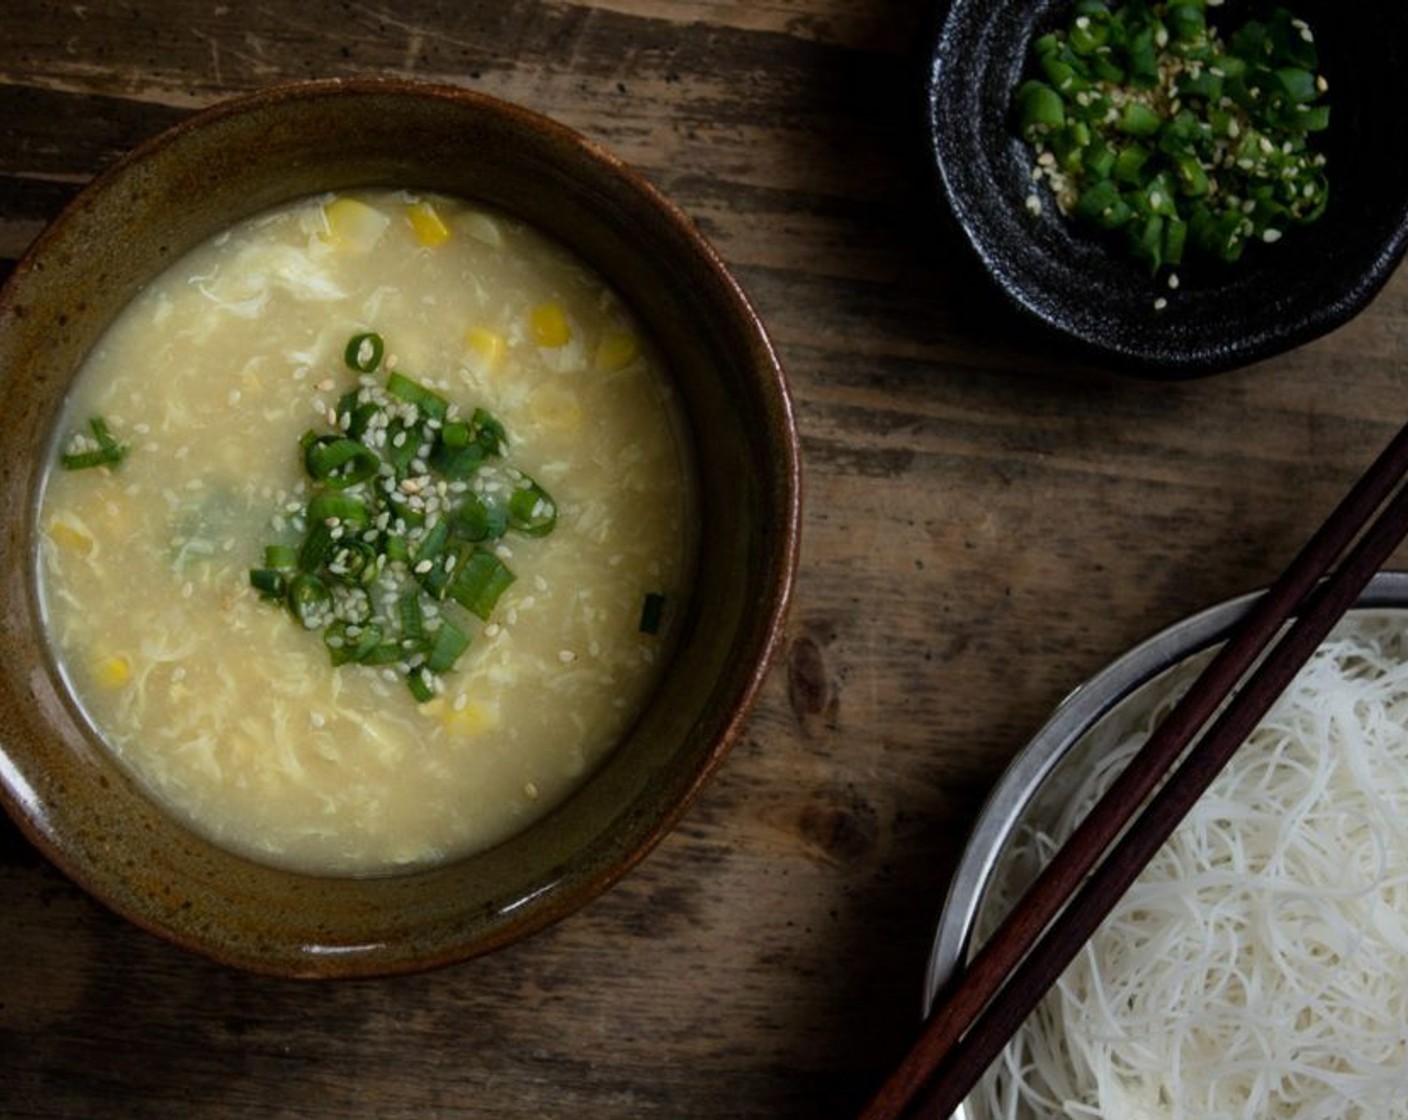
[37,190,695,876]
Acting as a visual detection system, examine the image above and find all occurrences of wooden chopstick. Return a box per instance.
[860,416,1408,1120]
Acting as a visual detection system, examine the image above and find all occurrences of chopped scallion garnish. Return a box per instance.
[639,592,666,636]
[307,492,371,528]
[1014,2,1329,279]
[304,436,381,489]
[287,573,333,628]
[507,474,558,537]
[263,543,299,570]
[249,568,287,599]
[447,549,516,620]
[343,331,384,373]
[60,416,129,471]
[406,666,437,703]
[452,493,508,542]
[426,619,471,674]
[251,331,558,700]
[386,370,449,421]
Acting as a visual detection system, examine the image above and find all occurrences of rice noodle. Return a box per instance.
[972,614,1408,1120]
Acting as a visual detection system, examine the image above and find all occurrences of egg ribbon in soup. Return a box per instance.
[38,190,696,877]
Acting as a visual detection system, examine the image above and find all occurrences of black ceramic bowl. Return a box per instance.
[926,0,1408,375]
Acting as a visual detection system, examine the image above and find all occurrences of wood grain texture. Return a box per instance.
[4,1,1408,1117]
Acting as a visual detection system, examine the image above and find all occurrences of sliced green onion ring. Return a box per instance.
[286,573,332,628]
[344,331,385,373]
[507,475,558,537]
[304,436,381,489]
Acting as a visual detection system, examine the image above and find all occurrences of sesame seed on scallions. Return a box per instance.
[249,332,559,702]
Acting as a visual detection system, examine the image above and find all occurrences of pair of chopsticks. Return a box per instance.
[861,417,1408,1120]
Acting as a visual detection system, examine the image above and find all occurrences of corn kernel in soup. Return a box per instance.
[38,190,695,876]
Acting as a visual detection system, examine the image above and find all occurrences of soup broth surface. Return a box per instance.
[38,189,693,876]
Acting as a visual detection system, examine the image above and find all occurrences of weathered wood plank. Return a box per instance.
[3,1,1408,1117]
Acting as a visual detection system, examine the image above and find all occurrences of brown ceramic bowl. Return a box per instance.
[0,79,800,978]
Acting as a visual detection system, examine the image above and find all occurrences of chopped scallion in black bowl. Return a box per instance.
[925,0,1408,375]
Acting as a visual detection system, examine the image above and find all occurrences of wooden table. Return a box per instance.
[3,3,1405,1117]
